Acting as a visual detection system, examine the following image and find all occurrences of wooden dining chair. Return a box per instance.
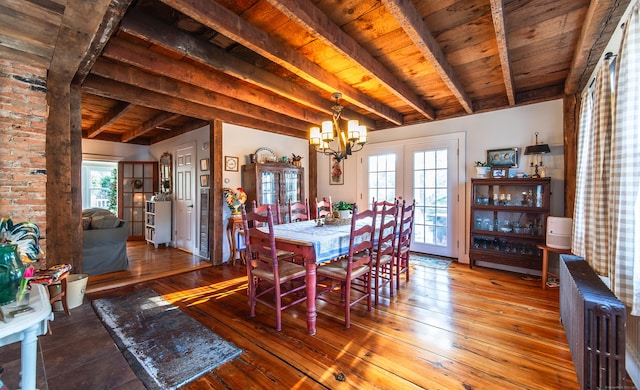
[372,200,398,306]
[252,199,282,225]
[396,199,416,290]
[315,196,333,219]
[288,198,310,222]
[316,204,376,328]
[241,204,307,331]
[251,199,298,262]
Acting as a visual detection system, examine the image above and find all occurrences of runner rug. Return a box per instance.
[410,254,453,269]
[92,288,242,389]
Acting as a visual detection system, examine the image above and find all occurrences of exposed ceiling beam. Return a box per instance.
[101,37,324,128]
[489,0,515,106]
[83,75,307,138]
[160,0,404,125]
[72,0,133,85]
[564,0,631,94]
[381,0,473,114]
[121,111,180,142]
[86,100,133,138]
[267,0,435,120]
[91,57,314,130]
[49,0,125,83]
[119,10,374,128]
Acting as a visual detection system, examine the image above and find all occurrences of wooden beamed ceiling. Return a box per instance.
[0,0,632,144]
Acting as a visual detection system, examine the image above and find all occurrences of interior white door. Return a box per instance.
[175,143,196,254]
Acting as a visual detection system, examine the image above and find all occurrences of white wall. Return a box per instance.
[318,99,566,216]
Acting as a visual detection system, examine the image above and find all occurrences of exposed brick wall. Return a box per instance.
[0,59,48,253]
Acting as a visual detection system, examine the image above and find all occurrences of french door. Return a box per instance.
[359,133,464,258]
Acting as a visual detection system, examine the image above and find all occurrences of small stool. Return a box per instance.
[31,264,72,315]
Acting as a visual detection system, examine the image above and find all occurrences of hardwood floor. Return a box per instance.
[5,243,632,389]
[86,241,212,293]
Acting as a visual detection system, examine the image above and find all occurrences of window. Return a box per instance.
[82,161,118,214]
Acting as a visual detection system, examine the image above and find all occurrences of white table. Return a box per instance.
[0,284,53,390]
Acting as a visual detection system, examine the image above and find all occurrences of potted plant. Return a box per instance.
[332,201,354,219]
[474,161,491,177]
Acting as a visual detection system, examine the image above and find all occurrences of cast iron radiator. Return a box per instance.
[559,255,626,389]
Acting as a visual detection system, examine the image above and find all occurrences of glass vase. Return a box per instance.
[0,243,25,306]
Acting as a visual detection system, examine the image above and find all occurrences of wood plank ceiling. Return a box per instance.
[1,0,631,145]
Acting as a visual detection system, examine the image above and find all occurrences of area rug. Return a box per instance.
[410,254,453,269]
[92,288,242,390]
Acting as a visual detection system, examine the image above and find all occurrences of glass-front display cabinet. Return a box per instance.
[469,177,551,273]
[241,162,304,221]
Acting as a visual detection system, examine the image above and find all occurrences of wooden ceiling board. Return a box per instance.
[504,0,589,29]
[506,10,585,50]
[418,0,492,38]
[311,0,382,29]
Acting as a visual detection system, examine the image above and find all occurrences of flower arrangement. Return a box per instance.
[223,187,247,215]
[17,265,34,304]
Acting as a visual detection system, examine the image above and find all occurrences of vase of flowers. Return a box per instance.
[474,161,490,177]
[223,187,248,216]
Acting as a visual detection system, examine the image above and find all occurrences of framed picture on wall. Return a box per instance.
[224,156,239,171]
[200,175,209,187]
[329,156,344,185]
[200,158,209,171]
[487,147,519,168]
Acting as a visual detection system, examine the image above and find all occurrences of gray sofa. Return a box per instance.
[82,208,129,275]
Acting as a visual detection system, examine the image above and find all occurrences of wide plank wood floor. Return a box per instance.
[89,245,581,389]
[2,242,604,389]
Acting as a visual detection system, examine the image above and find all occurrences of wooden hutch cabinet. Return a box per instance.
[241,162,304,219]
[469,177,551,273]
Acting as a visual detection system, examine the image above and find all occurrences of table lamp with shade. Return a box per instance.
[524,132,550,178]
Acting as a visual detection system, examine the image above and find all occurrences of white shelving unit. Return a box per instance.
[145,200,171,248]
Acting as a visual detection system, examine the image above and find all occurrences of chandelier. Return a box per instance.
[309,92,367,162]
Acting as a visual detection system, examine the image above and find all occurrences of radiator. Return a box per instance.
[560,255,626,390]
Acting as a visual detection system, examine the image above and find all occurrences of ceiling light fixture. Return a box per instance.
[523,132,551,178]
[309,92,367,162]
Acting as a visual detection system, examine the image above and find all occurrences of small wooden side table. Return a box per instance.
[537,244,572,289]
[226,216,244,265]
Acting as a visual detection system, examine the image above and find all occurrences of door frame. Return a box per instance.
[356,132,467,260]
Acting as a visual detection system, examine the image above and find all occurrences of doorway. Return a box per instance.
[358,132,466,259]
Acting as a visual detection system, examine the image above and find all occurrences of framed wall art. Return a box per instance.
[329,156,344,185]
[200,174,209,187]
[200,158,209,171]
[224,156,239,171]
[487,147,519,168]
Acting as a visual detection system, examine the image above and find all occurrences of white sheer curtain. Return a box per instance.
[573,2,640,315]
[611,2,640,316]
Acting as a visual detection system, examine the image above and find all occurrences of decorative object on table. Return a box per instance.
[92,288,242,389]
[199,158,209,171]
[487,147,519,168]
[0,217,45,262]
[224,156,238,171]
[254,147,277,163]
[15,265,34,307]
[0,243,25,306]
[133,179,144,189]
[491,167,508,178]
[524,132,551,178]
[290,153,303,167]
[309,92,367,162]
[329,155,344,185]
[332,200,354,219]
[222,187,247,215]
[200,175,209,188]
[474,161,491,177]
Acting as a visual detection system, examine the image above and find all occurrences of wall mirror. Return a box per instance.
[159,152,172,194]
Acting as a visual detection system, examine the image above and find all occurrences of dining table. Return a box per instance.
[266,218,372,335]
